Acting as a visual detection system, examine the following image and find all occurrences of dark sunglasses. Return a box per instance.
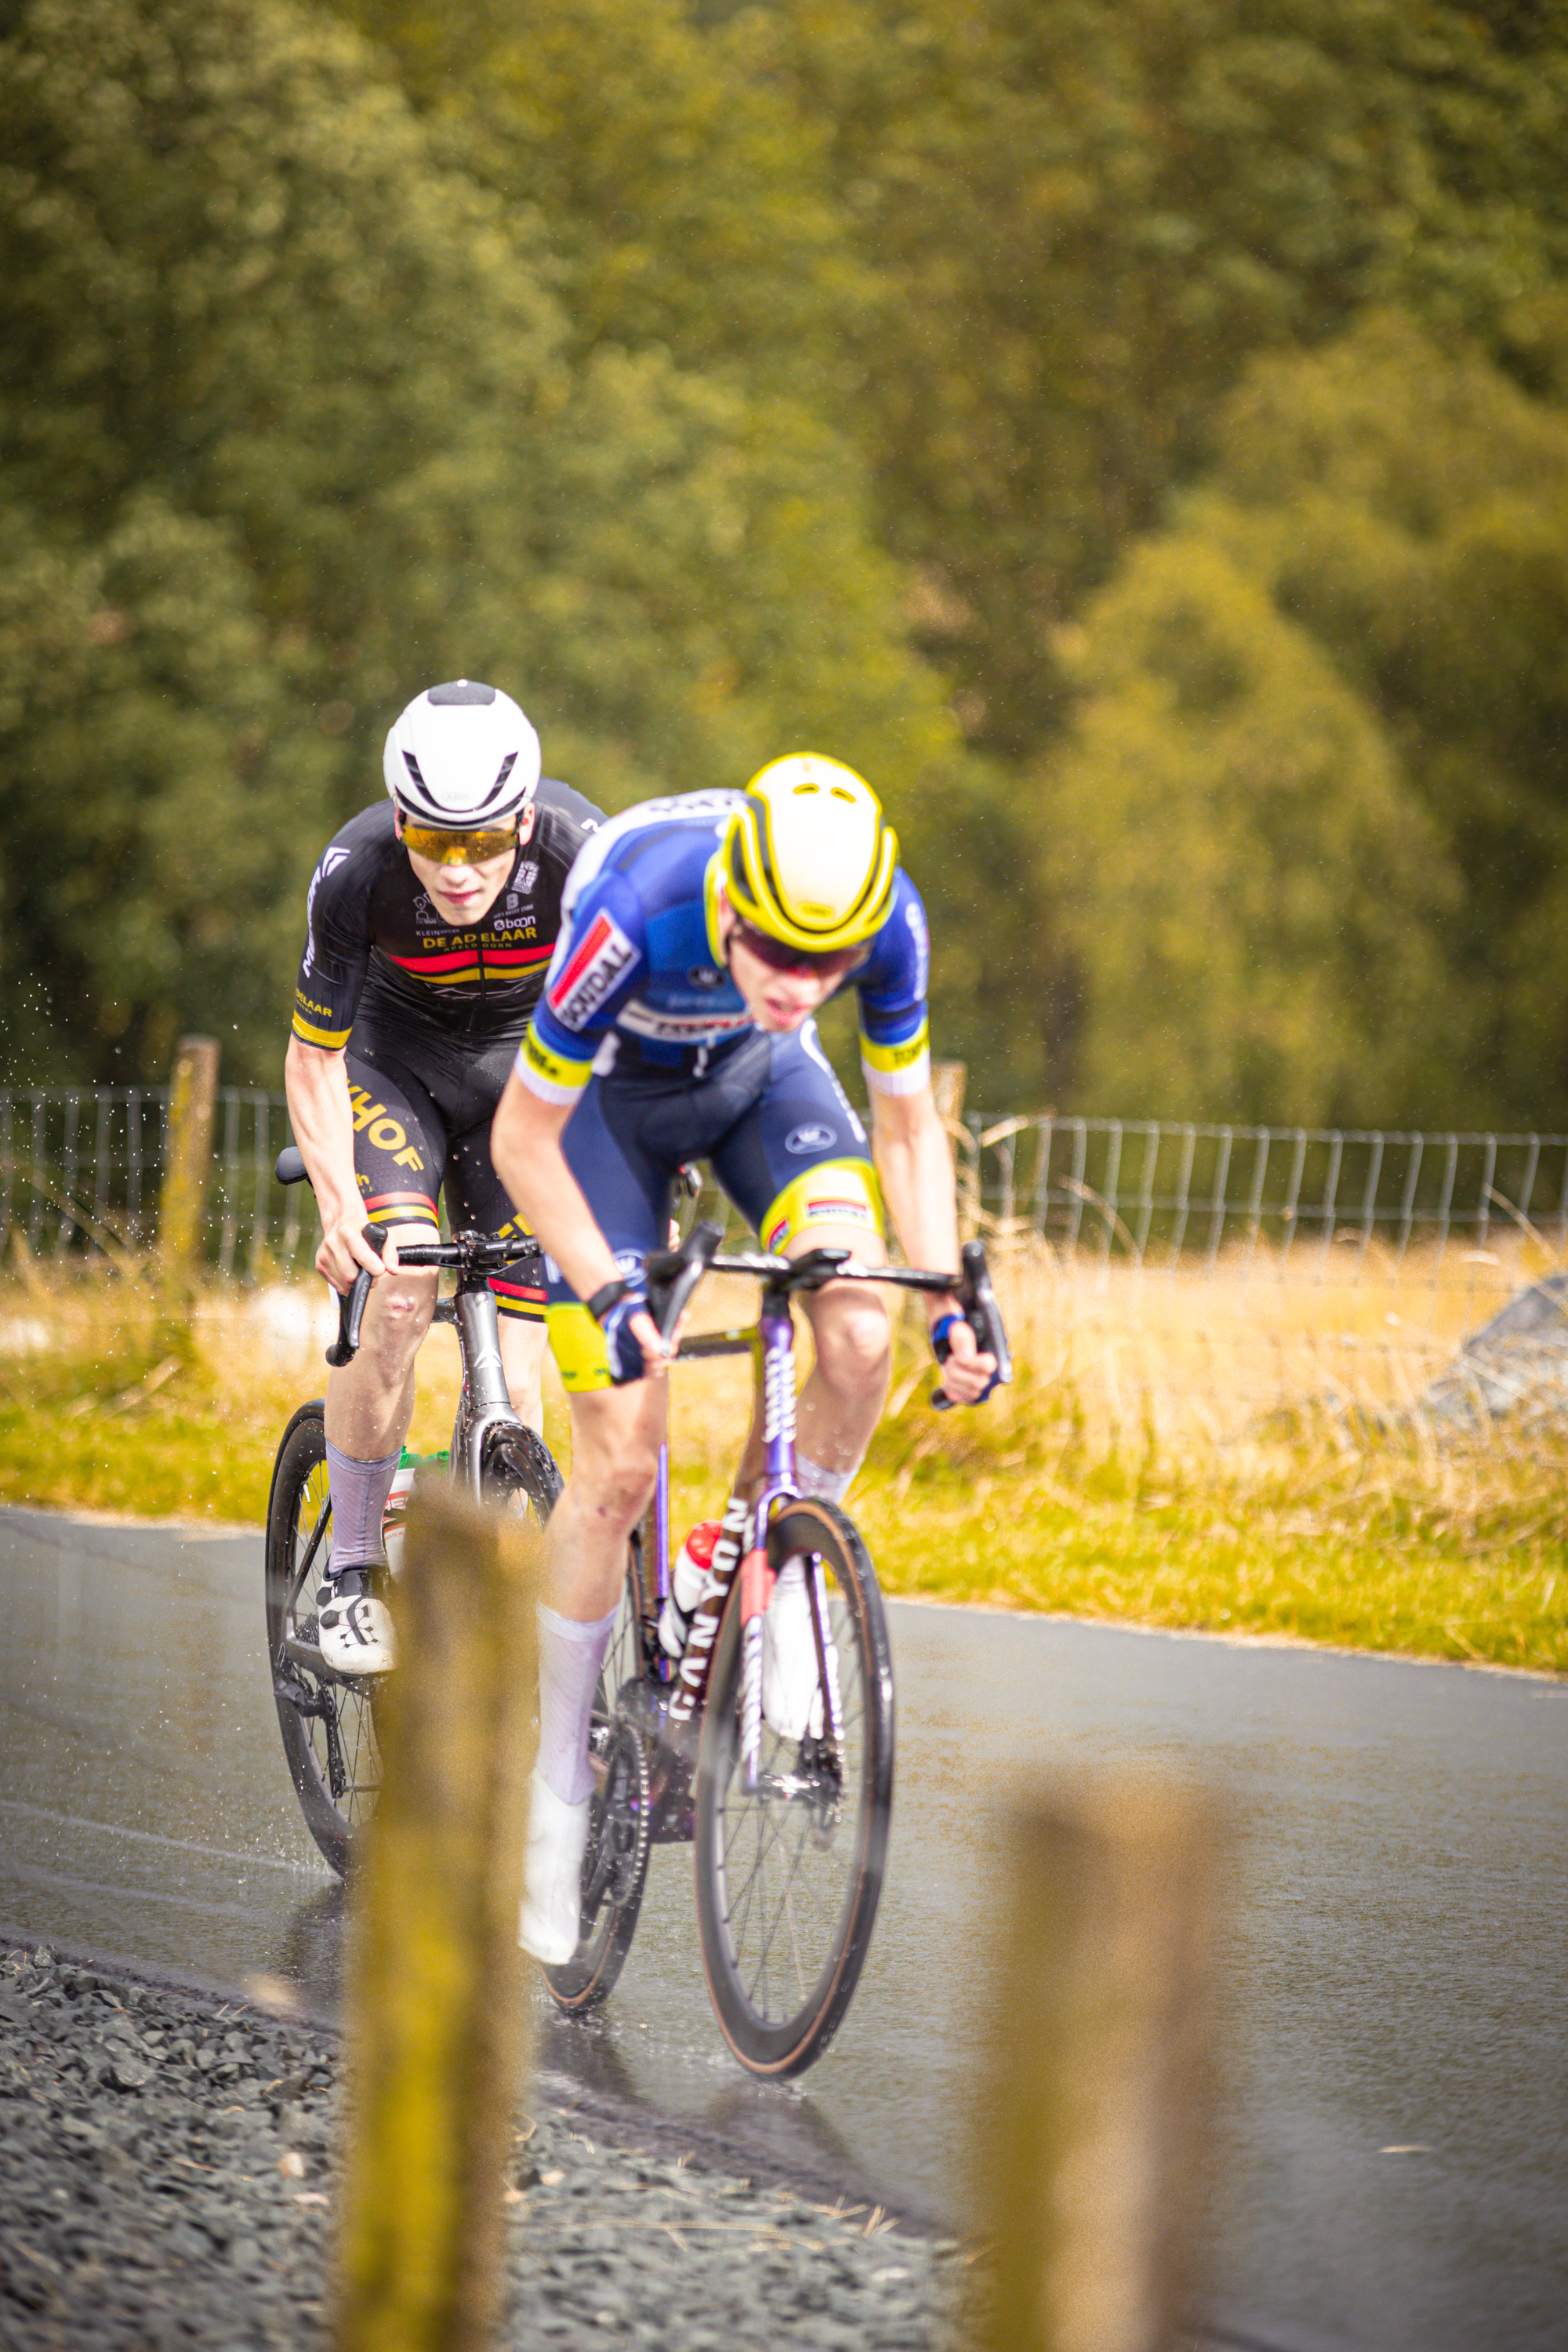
[731,919,871,982]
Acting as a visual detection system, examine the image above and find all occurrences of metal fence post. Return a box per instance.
[158,1037,220,1274]
[336,1480,541,2352]
[971,1776,1220,2352]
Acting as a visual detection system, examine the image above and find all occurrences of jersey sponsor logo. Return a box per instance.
[861,1022,929,1073]
[686,964,724,989]
[547,909,638,1030]
[347,1084,426,1169]
[618,999,751,1044]
[785,1123,837,1155]
[521,1029,593,1096]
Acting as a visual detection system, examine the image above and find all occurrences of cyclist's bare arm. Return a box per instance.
[870,1083,996,1403]
[491,1071,670,1372]
[283,1035,401,1291]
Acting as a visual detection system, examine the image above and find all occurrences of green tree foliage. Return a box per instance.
[1043,314,1568,1123]
[8,0,1568,1123]
[343,0,861,393]
[768,0,1568,770]
[1042,534,1458,1124]
[0,0,967,1086]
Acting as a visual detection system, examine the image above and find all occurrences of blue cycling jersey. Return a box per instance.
[514,792,931,1109]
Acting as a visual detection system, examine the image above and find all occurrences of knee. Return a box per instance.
[579,1443,659,1533]
[811,1290,891,1393]
[366,1267,436,1360]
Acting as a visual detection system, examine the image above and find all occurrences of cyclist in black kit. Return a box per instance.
[284,679,602,1673]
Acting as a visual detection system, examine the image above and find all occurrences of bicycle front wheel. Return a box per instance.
[264,1401,383,1877]
[694,1497,895,2078]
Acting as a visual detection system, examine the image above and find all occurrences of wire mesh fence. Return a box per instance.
[5,1086,1566,1438]
[0,1087,317,1279]
[954,1116,1568,1443]
[960,1116,1568,1301]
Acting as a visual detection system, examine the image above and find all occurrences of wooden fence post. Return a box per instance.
[336,1481,541,2352]
[158,1035,220,1272]
[971,1775,1220,2352]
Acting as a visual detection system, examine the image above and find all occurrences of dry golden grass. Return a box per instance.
[0,1234,1562,1671]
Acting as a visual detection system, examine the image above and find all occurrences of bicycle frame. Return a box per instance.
[644,1229,1004,1796]
[654,1277,834,1795]
[447,1276,523,1504]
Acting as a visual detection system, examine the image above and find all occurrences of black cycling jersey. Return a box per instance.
[292,782,603,1051]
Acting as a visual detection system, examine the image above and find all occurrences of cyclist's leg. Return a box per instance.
[318,1044,447,1671]
[523,1073,672,1962]
[542,1072,674,1617]
[709,1019,891,1499]
[324,1044,445,1468]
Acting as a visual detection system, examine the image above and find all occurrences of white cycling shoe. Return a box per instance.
[763,1557,837,1742]
[519,1770,590,1966]
[315,1569,395,1676]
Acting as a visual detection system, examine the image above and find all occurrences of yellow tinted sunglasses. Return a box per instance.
[401,821,517,866]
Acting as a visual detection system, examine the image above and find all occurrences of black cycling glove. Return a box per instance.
[594,1285,652,1384]
[931,1311,1001,1406]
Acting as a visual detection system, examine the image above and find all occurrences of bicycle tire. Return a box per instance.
[694,1497,895,2078]
[264,1401,383,1877]
[539,1550,653,2014]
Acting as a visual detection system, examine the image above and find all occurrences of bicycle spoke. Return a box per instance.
[711,1579,869,2027]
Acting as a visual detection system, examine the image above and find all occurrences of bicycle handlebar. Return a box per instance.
[278,1148,543,1368]
[644,1224,1012,1406]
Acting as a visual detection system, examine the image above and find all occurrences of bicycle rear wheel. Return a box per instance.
[539,1549,653,2014]
[694,1497,895,2077]
[264,1402,383,1877]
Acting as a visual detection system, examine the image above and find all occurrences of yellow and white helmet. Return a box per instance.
[723,756,898,954]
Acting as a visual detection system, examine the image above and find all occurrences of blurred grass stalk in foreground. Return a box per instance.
[0,1238,1563,1669]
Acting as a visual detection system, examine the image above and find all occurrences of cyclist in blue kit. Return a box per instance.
[490,754,997,1964]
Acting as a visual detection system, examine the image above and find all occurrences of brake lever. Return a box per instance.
[647,1219,724,1344]
[930,1237,1012,1409]
[325,1226,387,1368]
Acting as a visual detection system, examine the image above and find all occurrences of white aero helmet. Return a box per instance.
[382,680,542,827]
[724,754,898,953]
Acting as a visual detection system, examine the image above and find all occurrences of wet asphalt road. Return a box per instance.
[1,1502,1565,2352]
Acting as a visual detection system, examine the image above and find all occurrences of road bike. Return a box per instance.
[543,1220,1011,2079]
[263,1145,560,1875]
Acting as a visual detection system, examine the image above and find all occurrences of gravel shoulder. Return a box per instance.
[0,1941,967,2350]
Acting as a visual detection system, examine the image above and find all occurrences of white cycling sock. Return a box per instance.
[324,1439,401,1571]
[795,1452,851,1506]
[537,1602,618,1807]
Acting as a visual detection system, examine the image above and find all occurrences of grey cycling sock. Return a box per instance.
[537,1602,619,1806]
[796,1452,851,1506]
[324,1439,401,1571]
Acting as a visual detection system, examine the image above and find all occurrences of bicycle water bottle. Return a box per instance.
[383,1446,449,1574]
[659,1519,721,1658]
